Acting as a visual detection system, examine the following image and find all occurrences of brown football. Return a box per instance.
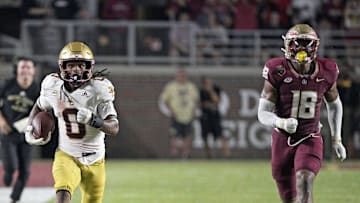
[32,112,55,139]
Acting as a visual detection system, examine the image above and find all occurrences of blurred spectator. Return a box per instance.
[344,0,360,66]
[196,0,217,28]
[321,0,345,29]
[197,12,229,65]
[98,0,132,55]
[139,33,165,57]
[257,0,281,29]
[78,0,98,19]
[214,0,235,29]
[20,0,50,19]
[277,0,291,28]
[166,0,192,21]
[289,0,322,26]
[233,0,258,30]
[169,11,194,63]
[199,76,231,158]
[102,0,133,20]
[51,0,80,19]
[337,61,355,158]
[344,0,360,29]
[159,68,199,159]
[188,0,205,20]
[0,57,40,203]
[0,1,21,38]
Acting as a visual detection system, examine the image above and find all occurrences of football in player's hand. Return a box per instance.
[32,112,55,139]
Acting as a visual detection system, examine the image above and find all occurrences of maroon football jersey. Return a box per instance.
[262,57,339,136]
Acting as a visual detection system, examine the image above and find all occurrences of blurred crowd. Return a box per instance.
[1,0,360,38]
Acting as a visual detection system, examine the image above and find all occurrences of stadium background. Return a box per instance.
[1,1,360,203]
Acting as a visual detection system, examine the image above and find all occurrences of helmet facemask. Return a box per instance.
[60,60,93,88]
[58,41,95,88]
[281,24,320,64]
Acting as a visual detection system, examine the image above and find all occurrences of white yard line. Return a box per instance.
[0,187,54,203]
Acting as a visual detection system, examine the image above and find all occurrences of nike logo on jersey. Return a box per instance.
[316,78,325,82]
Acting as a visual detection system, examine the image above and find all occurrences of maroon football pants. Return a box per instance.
[271,130,323,201]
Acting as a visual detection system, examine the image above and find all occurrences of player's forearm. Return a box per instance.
[257,98,278,127]
[27,104,42,125]
[0,111,6,122]
[100,118,119,136]
[325,96,343,142]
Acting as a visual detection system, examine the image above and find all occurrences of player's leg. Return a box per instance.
[271,130,297,203]
[0,139,18,186]
[200,116,212,158]
[10,141,32,202]
[169,120,180,157]
[295,170,315,203]
[294,136,323,203]
[212,115,231,158]
[181,123,192,159]
[52,150,81,203]
[79,158,106,203]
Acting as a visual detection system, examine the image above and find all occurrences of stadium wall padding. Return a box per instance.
[102,67,357,159]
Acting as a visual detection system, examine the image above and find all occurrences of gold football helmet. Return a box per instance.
[282,24,319,64]
[58,41,95,85]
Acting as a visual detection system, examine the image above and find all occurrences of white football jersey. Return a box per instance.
[37,73,117,163]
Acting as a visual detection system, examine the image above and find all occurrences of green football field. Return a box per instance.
[61,160,359,203]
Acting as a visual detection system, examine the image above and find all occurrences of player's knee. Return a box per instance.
[296,170,315,193]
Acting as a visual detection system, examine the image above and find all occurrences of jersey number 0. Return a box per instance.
[63,108,86,139]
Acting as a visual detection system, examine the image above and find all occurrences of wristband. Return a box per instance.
[88,115,104,128]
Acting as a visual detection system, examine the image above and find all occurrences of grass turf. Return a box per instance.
[56,160,360,203]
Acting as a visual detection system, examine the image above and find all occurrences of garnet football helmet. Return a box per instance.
[282,24,319,64]
[58,41,95,86]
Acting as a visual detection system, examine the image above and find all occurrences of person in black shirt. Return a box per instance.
[0,57,40,203]
[199,76,231,158]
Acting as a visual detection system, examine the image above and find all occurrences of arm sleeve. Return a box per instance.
[257,98,279,127]
[325,96,343,142]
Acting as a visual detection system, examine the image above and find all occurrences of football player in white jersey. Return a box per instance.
[25,41,119,203]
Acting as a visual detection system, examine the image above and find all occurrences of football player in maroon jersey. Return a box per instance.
[257,24,346,203]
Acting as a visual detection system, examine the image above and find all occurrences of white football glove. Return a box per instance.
[76,107,93,124]
[333,140,346,161]
[275,118,298,134]
[24,125,51,145]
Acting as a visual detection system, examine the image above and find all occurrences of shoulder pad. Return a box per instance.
[263,58,287,79]
[41,73,62,89]
[93,78,115,102]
